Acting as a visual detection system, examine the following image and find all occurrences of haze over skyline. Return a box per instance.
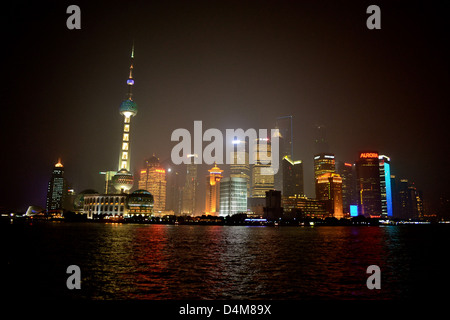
[3,1,449,212]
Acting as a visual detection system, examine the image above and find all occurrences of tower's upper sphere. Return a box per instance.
[120,99,138,116]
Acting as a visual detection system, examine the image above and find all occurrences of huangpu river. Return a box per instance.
[3,222,449,300]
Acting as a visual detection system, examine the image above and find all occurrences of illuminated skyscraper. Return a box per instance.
[230,139,250,197]
[182,154,198,215]
[139,155,167,214]
[315,172,343,219]
[219,177,247,217]
[355,152,382,218]
[46,159,67,213]
[112,44,137,193]
[251,138,274,197]
[314,153,336,180]
[378,155,393,218]
[205,163,223,215]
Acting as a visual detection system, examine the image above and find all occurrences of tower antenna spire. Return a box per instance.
[126,42,135,101]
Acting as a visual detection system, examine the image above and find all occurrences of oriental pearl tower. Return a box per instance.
[112,44,138,193]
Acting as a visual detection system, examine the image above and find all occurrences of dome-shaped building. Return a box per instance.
[127,189,154,216]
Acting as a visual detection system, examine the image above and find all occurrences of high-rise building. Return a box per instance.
[99,171,117,194]
[282,194,327,219]
[63,188,77,212]
[398,179,411,219]
[337,161,358,214]
[313,153,336,180]
[378,155,393,218]
[230,139,250,197]
[313,124,330,154]
[390,174,401,218]
[205,163,223,215]
[219,177,247,217]
[282,156,304,197]
[112,45,138,194]
[415,189,424,219]
[182,154,198,215]
[315,172,343,219]
[264,190,283,220]
[163,160,183,215]
[275,116,293,191]
[46,159,67,213]
[276,116,294,159]
[355,151,382,218]
[397,179,423,220]
[251,138,274,197]
[437,194,450,221]
[139,155,167,214]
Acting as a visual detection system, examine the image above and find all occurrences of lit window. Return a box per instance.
[121,161,127,169]
[124,124,130,132]
[123,133,129,141]
[124,117,130,124]
[122,142,128,150]
[122,152,128,160]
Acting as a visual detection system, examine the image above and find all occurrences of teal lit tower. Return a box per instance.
[112,45,138,193]
[379,155,393,218]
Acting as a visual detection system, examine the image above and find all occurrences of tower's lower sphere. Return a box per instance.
[112,169,134,192]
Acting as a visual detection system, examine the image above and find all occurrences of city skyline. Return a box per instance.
[3,1,449,214]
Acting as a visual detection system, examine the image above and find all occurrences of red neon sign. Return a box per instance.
[360,152,378,159]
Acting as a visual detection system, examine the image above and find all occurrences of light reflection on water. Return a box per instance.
[4,223,449,300]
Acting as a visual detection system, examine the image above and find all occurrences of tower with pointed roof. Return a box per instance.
[205,163,223,215]
[112,44,138,193]
[46,158,67,213]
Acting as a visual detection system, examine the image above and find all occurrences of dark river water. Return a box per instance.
[3,222,449,300]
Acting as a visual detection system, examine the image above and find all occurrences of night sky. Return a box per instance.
[3,0,449,212]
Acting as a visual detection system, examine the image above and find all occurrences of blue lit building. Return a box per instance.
[379,155,393,218]
[350,205,358,217]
